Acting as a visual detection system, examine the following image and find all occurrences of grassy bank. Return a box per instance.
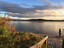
[0,17,42,48]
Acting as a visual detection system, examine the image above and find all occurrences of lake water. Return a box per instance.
[10,21,64,35]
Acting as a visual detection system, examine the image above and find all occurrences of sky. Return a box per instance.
[0,0,64,20]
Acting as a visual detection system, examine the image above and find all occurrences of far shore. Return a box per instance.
[6,18,64,22]
[10,20,64,22]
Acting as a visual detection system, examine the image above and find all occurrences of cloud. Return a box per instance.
[41,0,57,6]
[0,0,64,18]
[21,3,29,6]
[0,1,64,14]
[9,12,41,18]
[9,9,64,18]
[36,9,64,16]
[60,2,64,5]
[0,1,36,14]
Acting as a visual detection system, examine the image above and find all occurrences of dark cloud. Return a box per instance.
[9,13,39,18]
[0,1,36,13]
[21,3,29,6]
[33,5,64,10]
[0,0,64,15]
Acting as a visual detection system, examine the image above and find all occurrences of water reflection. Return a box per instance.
[10,21,64,35]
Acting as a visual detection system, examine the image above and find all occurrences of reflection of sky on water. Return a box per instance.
[10,21,64,35]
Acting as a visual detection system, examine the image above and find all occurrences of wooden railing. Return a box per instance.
[30,36,48,48]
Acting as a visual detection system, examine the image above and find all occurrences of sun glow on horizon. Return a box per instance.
[36,9,64,16]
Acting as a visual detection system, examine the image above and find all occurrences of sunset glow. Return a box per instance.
[0,0,64,20]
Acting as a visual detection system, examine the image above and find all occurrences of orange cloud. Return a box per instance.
[35,9,64,16]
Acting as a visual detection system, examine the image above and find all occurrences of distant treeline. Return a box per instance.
[8,19,64,22]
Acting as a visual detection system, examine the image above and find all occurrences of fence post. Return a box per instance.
[44,36,47,48]
[45,40,47,48]
[62,37,64,48]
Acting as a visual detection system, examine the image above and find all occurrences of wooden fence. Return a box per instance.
[30,36,48,48]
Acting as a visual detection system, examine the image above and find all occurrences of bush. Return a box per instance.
[0,17,42,48]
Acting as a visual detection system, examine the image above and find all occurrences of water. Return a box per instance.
[9,21,64,35]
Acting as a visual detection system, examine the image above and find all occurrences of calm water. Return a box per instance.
[10,21,64,35]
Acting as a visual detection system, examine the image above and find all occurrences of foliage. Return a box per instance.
[0,17,42,48]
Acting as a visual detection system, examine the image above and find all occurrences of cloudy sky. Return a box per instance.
[0,0,64,20]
